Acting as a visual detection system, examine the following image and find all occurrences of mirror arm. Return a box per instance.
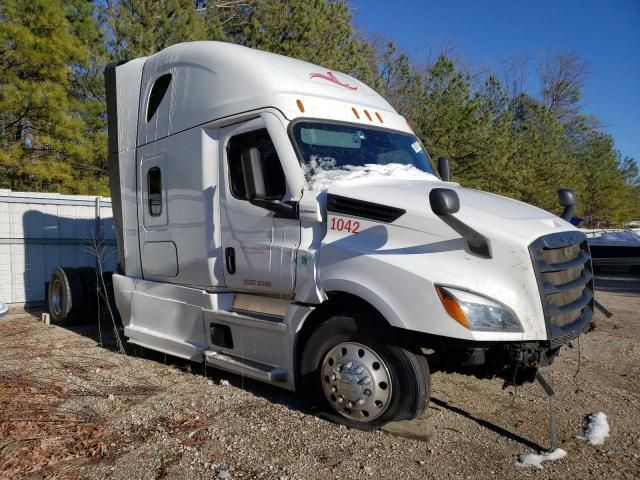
[439,214,492,258]
[429,188,492,259]
[249,198,299,219]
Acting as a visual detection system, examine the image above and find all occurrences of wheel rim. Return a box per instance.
[50,278,63,316]
[320,341,392,422]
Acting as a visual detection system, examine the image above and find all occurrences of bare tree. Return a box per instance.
[500,53,530,99]
[538,52,589,121]
[87,237,126,355]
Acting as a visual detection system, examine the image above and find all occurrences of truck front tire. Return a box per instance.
[300,315,430,429]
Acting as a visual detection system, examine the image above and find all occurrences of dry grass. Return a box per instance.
[0,320,162,479]
[0,277,638,479]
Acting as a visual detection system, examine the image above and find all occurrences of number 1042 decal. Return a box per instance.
[330,217,360,234]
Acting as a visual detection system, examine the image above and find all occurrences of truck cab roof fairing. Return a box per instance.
[135,41,402,147]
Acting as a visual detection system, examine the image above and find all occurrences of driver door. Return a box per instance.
[219,117,300,298]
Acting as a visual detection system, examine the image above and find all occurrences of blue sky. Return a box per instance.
[351,0,640,164]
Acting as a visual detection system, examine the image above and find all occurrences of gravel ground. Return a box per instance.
[1,275,638,479]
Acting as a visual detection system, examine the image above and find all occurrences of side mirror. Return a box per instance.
[558,188,576,222]
[429,188,460,215]
[438,157,451,182]
[241,147,266,201]
[240,147,298,219]
[429,187,491,258]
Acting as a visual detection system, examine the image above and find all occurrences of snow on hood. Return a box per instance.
[303,159,438,191]
[314,165,573,244]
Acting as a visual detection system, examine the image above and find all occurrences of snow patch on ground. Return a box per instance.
[303,158,438,191]
[585,412,610,445]
[515,448,567,469]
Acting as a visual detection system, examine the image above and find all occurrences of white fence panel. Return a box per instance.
[0,189,118,304]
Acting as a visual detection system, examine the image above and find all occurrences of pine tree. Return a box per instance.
[0,0,87,192]
[65,0,110,194]
[574,130,633,226]
[239,0,374,78]
[0,0,635,224]
[102,0,209,60]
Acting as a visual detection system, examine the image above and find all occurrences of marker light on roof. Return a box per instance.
[375,112,384,123]
[352,107,360,119]
[364,109,372,121]
[296,99,305,113]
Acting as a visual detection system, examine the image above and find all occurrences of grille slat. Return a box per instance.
[542,269,592,295]
[547,289,593,316]
[547,285,585,308]
[541,264,583,286]
[529,231,594,347]
[539,243,581,264]
[537,250,590,272]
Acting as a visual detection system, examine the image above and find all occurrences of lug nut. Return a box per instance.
[331,386,337,393]
[356,398,365,406]
[330,374,336,381]
[355,366,364,374]
[347,401,354,408]
[359,376,371,385]
[337,395,344,403]
[363,389,372,396]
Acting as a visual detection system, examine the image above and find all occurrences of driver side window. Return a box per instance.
[227,129,286,201]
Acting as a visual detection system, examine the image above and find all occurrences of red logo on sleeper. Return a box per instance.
[309,71,357,90]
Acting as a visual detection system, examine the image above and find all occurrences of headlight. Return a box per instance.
[436,286,523,332]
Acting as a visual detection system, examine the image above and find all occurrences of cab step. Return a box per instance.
[204,350,287,382]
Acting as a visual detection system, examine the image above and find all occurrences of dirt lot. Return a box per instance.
[1,275,639,479]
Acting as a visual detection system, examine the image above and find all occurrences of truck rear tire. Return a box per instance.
[48,267,83,325]
[300,315,430,429]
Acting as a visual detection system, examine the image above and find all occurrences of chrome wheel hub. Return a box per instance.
[321,342,392,422]
[50,278,63,316]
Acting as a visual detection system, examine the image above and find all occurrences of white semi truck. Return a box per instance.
[49,41,594,429]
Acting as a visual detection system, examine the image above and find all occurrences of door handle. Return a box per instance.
[225,247,236,274]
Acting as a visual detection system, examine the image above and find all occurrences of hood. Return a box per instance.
[325,178,574,246]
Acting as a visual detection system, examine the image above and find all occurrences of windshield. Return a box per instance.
[291,121,438,189]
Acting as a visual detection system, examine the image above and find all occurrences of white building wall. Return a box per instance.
[0,190,118,304]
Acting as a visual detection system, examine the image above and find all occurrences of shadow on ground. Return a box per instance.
[64,314,311,419]
[429,397,545,451]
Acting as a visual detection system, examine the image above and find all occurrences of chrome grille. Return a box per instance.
[529,231,594,347]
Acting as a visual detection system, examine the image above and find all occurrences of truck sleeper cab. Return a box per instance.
[103,41,594,428]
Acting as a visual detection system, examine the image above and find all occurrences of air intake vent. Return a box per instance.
[326,194,406,223]
[529,231,594,347]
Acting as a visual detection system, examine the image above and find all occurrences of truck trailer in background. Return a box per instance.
[48,41,594,429]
